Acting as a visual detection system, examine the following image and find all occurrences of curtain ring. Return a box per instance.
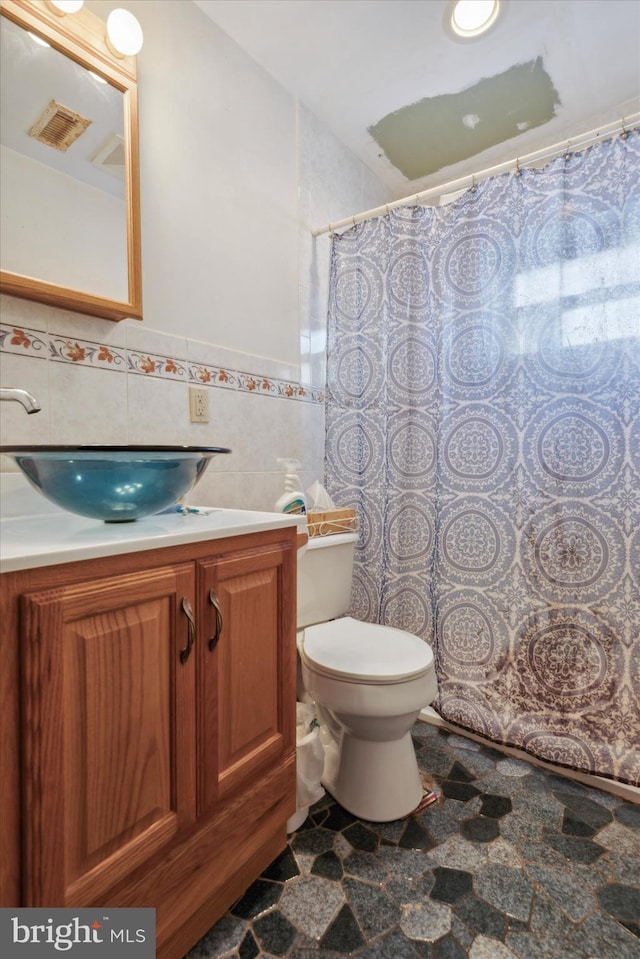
[564,140,571,162]
[471,174,476,193]
[515,157,522,177]
[352,216,357,228]
[384,204,391,219]
[621,117,629,139]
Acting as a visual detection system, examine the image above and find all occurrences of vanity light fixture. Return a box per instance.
[450,0,500,38]
[45,0,85,13]
[106,8,144,58]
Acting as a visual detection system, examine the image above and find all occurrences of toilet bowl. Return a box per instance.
[297,532,438,821]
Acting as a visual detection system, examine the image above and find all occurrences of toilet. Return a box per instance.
[297,531,437,821]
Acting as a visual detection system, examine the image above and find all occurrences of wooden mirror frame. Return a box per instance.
[0,0,142,321]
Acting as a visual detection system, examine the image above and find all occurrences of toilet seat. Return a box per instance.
[301,616,433,685]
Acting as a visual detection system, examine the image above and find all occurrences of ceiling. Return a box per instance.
[194,0,640,198]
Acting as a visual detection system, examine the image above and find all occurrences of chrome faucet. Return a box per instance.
[0,388,41,414]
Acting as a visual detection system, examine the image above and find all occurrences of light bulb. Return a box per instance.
[46,0,85,12]
[451,0,499,37]
[27,31,51,48]
[106,8,144,57]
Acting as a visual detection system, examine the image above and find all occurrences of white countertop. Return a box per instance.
[0,474,302,573]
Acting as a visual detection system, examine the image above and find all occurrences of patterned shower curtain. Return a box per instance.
[325,130,640,786]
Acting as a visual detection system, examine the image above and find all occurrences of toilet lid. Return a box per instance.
[301,616,433,684]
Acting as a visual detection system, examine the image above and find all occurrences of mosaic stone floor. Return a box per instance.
[185,722,640,959]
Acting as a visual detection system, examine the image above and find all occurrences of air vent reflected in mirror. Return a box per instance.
[28,99,91,151]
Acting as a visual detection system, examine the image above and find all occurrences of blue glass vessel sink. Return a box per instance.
[0,445,231,522]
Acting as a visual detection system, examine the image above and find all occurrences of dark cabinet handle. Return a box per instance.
[180,597,196,664]
[208,589,224,651]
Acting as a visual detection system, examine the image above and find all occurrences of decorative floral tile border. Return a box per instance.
[0,323,325,404]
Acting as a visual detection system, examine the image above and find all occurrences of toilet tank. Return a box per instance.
[297,531,357,628]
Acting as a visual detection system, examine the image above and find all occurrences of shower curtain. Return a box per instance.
[325,130,640,786]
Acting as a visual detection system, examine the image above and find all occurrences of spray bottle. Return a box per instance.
[275,458,307,515]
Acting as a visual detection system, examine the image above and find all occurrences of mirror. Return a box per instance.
[0,0,142,321]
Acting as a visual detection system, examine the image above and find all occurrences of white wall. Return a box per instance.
[0,0,390,510]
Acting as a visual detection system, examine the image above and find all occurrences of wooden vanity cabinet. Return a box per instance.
[0,526,297,959]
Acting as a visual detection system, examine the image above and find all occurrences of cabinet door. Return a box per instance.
[197,541,295,815]
[20,563,197,906]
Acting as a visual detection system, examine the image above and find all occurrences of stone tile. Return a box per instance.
[529,888,582,940]
[486,837,522,867]
[311,849,344,880]
[238,930,260,959]
[377,845,432,879]
[279,875,345,939]
[386,873,435,906]
[320,904,365,953]
[497,759,534,778]
[399,819,435,850]
[505,931,587,958]
[597,883,640,922]
[418,743,463,778]
[343,849,390,883]
[344,876,401,938]
[473,864,534,921]
[374,817,408,844]
[469,935,519,959]
[332,832,353,861]
[542,833,605,864]
[261,846,300,883]
[455,894,506,939]
[595,820,640,856]
[450,754,499,778]
[186,915,246,957]
[252,910,297,956]
[553,794,613,831]
[524,865,596,921]
[359,927,425,958]
[450,914,475,949]
[461,817,500,843]
[291,826,336,856]
[442,782,482,802]
[320,804,359,832]
[570,912,640,959]
[230,878,282,919]
[447,734,482,752]
[432,934,469,959]
[430,866,473,904]
[426,835,491,872]
[517,839,572,870]
[500,814,546,844]
[417,805,463,842]
[343,821,380,851]
[449,761,477,782]
[610,852,640,885]
[614,803,640,829]
[479,794,513,818]
[512,792,564,829]
[561,811,597,837]
[400,899,453,941]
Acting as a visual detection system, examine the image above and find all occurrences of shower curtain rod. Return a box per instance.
[313,112,640,237]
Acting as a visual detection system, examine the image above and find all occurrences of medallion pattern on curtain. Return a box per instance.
[325,131,640,786]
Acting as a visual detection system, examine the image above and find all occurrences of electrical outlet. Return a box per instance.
[189,386,209,423]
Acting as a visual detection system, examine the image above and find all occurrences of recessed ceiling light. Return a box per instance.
[450,0,500,38]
